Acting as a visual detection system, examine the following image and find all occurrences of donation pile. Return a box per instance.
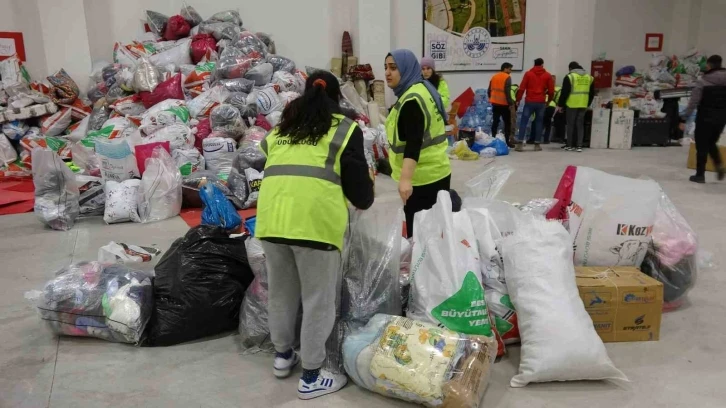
[2,4,389,228]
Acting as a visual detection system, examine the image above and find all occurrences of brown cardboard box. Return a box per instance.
[687,142,726,172]
[576,267,663,343]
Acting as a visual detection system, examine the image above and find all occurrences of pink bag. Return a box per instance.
[135,141,170,175]
[546,165,577,222]
[194,118,212,152]
[191,34,217,64]
[139,74,184,109]
[255,114,272,131]
[164,15,191,41]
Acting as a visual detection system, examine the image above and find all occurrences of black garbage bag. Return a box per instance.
[144,226,254,346]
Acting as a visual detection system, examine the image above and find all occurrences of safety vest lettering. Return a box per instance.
[277,139,319,146]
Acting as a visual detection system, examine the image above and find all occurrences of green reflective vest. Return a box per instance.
[386,83,451,186]
[549,86,562,107]
[438,79,451,110]
[510,84,519,103]
[566,73,594,108]
[256,114,356,250]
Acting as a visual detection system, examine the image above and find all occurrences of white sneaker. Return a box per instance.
[273,351,300,378]
[297,369,348,400]
[576,147,583,152]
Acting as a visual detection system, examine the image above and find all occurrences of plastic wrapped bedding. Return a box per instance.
[322,202,404,374]
[30,261,153,344]
[343,314,497,407]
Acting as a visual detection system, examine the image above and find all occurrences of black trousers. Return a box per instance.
[552,109,567,143]
[529,106,556,143]
[404,174,451,238]
[491,104,512,144]
[695,116,725,176]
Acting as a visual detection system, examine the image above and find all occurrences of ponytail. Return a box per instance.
[278,71,342,144]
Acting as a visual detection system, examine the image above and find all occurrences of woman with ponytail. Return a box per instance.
[255,70,374,400]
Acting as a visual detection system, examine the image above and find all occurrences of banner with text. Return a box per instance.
[424,0,526,72]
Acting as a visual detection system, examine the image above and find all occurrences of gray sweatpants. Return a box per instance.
[260,241,342,370]
[566,107,588,148]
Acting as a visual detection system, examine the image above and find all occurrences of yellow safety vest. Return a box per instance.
[566,73,594,108]
[386,83,451,186]
[438,79,451,110]
[256,114,356,250]
[549,86,562,107]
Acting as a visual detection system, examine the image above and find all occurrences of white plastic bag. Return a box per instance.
[32,148,80,231]
[256,86,283,115]
[150,38,192,67]
[41,108,73,137]
[501,218,627,387]
[0,134,17,166]
[98,241,162,267]
[203,137,237,176]
[144,123,194,152]
[66,116,90,142]
[95,138,140,182]
[103,179,141,224]
[408,191,497,339]
[138,147,182,223]
[2,120,29,140]
[243,168,263,209]
[139,99,189,135]
[188,85,231,117]
[172,148,205,176]
[568,167,660,266]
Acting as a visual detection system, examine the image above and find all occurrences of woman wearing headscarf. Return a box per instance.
[256,70,374,400]
[421,56,451,109]
[385,49,451,237]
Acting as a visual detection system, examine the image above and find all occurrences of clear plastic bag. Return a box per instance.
[132,58,161,92]
[213,55,263,81]
[181,2,202,26]
[198,21,236,41]
[209,10,243,26]
[267,55,296,73]
[464,164,513,199]
[238,237,274,353]
[232,129,267,172]
[256,32,276,54]
[210,103,247,139]
[244,62,273,86]
[217,77,255,93]
[88,103,111,131]
[32,148,80,231]
[517,198,559,216]
[182,170,244,209]
[639,190,698,311]
[343,314,497,407]
[76,175,105,216]
[138,147,182,223]
[28,261,153,344]
[146,10,169,37]
[234,31,268,58]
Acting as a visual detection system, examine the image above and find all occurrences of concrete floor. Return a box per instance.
[1,143,725,408]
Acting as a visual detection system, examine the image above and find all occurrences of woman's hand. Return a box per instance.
[398,179,413,204]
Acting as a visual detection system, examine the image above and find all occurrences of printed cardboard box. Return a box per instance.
[576,266,663,343]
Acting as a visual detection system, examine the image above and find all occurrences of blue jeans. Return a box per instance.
[517,102,546,143]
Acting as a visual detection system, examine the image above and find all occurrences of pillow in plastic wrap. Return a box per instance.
[138,148,182,223]
[267,55,296,73]
[244,63,273,86]
[104,179,141,224]
[210,104,247,139]
[32,148,80,231]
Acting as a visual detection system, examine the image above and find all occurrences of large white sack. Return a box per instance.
[569,167,660,267]
[103,179,141,224]
[203,137,236,176]
[408,191,497,338]
[501,217,627,387]
[0,134,17,166]
[137,148,182,223]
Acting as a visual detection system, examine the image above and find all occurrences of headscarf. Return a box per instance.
[388,49,447,121]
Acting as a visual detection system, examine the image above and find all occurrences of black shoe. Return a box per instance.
[689,175,706,184]
[560,145,568,150]
[507,143,516,149]
[717,166,725,181]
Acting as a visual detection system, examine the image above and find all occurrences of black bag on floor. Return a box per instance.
[144,225,254,346]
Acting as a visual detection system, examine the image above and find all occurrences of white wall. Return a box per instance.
[698,0,726,57]
[593,0,676,72]
[2,0,48,81]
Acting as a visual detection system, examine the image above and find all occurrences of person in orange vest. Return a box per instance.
[488,62,515,147]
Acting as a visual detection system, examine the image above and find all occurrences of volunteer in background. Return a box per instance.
[541,76,561,144]
[558,61,595,152]
[680,54,726,183]
[515,58,555,152]
[256,70,374,400]
[488,62,516,148]
[510,82,520,141]
[386,49,451,238]
[421,56,451,109]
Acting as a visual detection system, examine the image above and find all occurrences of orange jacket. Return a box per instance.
[488,72,512,106]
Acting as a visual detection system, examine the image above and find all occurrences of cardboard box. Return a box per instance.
[576,267,663,343]
[590,108,610,149]
[687,142,726,172]
[608,109,633,150]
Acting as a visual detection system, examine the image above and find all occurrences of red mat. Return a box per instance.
[179,207,257,228]
[0,180,35,215]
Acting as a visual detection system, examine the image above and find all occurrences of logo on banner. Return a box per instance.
[463,27,491,58]
[430,41,447,61]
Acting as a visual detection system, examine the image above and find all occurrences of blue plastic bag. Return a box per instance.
[483,138,509,156]
[200,184,242,231]
[616,65,636,77]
